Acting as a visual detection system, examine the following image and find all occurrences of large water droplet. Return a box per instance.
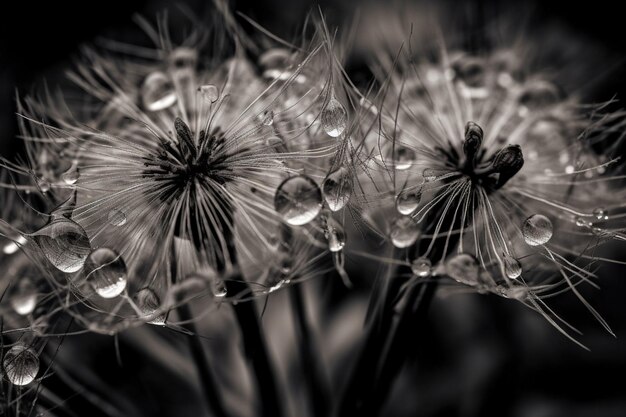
[396,186,421,215]
[83,248,127,298]
[388,145,416,170]
[61,164,79,185]
[3,235,27,255]
[108,209,127,226]
[30,218,91,273]
[522,214,553,246]
[503,254,522,279]
[3,344,39,386]
[141,72,177,111]
[275,175,322,226]
[321,97,347,138]
[323,218,346,252]
[411,257,432,277]
[322,167,352,211]
[135,288,166,326]
[10,278,37,316]
[390,216,420,248]
[446,253,482,286]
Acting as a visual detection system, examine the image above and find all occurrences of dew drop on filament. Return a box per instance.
[323,217,346,252]
[10,278,37,316]
[275,175,323,226]
[411,257,432,277]
[321,97,347,138]
[3,235,27,255]
[446,253,482,286]
[141,72,177,112]
[61,164,79,185]
[503,254,522,279]
[261,110,275,126]
[390,216,420,248]
[396,186,421,215]
[135,288,166,326]
[322,167,353,212]
[199,84,219,103]
[522,214,553,246]
[30,218,91,273]
[84,248,127,299]
[593,207,608,220]
[108,209,127,226]
[388,145,416,170]
[3,344,39,386]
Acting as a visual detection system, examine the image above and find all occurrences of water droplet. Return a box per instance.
[501,286,528,300]
[83,248,127,299]
[388,145,416,170]
[135,288,165,326]
[593,207,608,220]
[30,218,91,273]
[575,217,589,227]
[3,344,39,386]
[321,97,347,137]
[261,110,274,126]
[503,254,522,279]
[200,84,219,103]
[10,279,37,316]
[396,186,421,215]
[3,235,27,255]
[108,209,127,226]
[37,177,50,193]
[61,165,79,185]
[446,253,482,286]
[390,216,420,248]
[411,257,432,277]
[141,72,177,111]
[522,214,553,246]
[518,80,560,112]
[322,167,353,211]
[168,47,198,71]
[323,218,346,252]
[211,279,227,298]
[275,175,322,226]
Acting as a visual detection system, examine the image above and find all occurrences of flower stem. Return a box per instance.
[225,277,284,417]
[169,248,228,417]
[289,282,330,417]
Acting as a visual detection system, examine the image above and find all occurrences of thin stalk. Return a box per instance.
[225,277,283,417]
[169,248,228,417]
[289,282,330,417]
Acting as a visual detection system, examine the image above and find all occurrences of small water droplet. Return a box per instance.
[30,218,91,273]
[135,288,166,326]
[3,344,39,386]
[10,278,37,316]
[396,186,421,215]
[503,254,522,279]
[275,175,322,226]
[261,110,274,126]
[593,207,608,220]
[522,214,553,246]
[212,279,227,298]
[322,167,353,211]
[200,84,219,103]
[388,145,416,170]
[411,257,432,277]
[168,47,198,71]
[141,72,177,111]
[83,248,127,299]
[575,217,589,227]
[518,80,560,112]
[108,209,127,226]
[321,97,347,138]
[390,216,420,248]
[323,218,346,252]
[61,165,79,185]
[3,235,27,255]
[37,177,50,193]
[446,253,482,286]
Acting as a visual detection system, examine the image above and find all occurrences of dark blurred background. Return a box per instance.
[1,1,625,416]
